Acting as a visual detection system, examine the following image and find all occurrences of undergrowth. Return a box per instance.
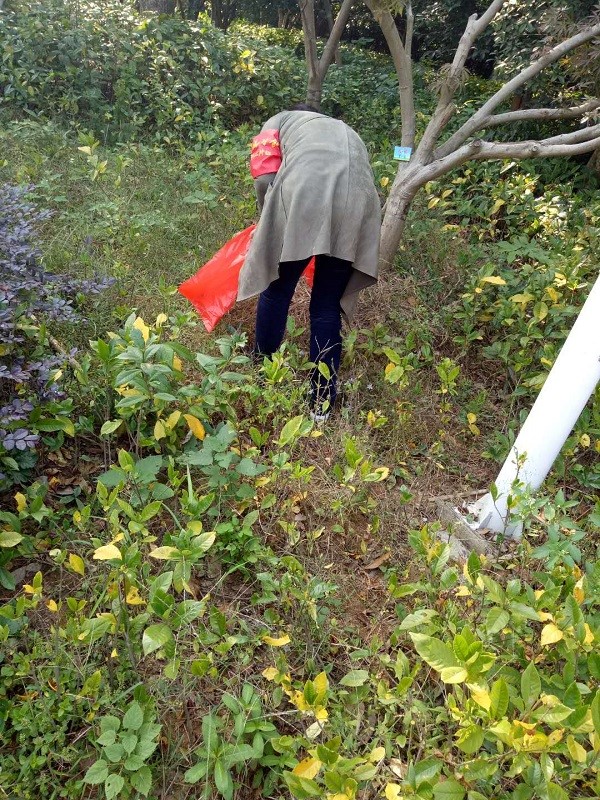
[1,5,600,799]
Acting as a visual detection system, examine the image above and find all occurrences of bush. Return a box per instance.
[0,184,112,488]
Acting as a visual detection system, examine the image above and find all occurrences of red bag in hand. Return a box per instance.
[179,225,256,332]
[179,225,315,332]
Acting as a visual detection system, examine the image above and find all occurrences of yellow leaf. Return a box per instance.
[469,684,491,711]
[380,176,389,188]
[133,316,150,342]
[155,313,168,327]
[69,553,85,576]
[154,419,166,441]
[173,355,183,371]
[77,146,92,155]
[110,648,118,658]
[370,746,385,762]
[166,410,181,431]
[385,783,402,800]
[313,672,328,695]
[580,434,591,448]
[15,492,27,512]
[547,729,564,746]
[188,520,203,533]
[184,414,205,440]
[467,412,477,424]
[23,584,35,595]
[262,667,278,681]
[314,707,329,721]
[584,623,594,645]
[538,611,554,622]
[262,634,291,647]
[567,734,587,763]
[480,275,507,286]
[455,585,471,597]
[46,599,58,612]
[292,757,322,779]
[573,578,585,604]
[540,623,563,646]
[126,586,145,605]
[93,544,122,561]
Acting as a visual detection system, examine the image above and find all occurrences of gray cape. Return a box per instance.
[237,111,381,319]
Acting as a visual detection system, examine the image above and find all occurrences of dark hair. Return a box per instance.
[290,102,321,113]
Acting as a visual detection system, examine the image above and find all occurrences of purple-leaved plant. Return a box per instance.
[0,184,114,485]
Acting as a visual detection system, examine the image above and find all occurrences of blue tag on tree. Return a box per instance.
[394,146,412,161]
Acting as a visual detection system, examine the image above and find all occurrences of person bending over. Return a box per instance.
[238,104,381,420]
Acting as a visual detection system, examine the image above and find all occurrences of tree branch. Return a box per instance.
[365,0,415,149]
[482,99,600,128]
[539,122,600,145]
[471,135,600,160]
[319,0,355,79]
[415,0,506,161]
[436,22,600,160]
[405,0,414,62]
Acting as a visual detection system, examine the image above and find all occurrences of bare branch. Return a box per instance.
[483,99,600,128]
[436,22,600,160]
[319,0,355,79]
[449,0,506,78]
[539,122,600,145]
[415,0,506,160]
[471,135,600,160]
[365,0,415,149]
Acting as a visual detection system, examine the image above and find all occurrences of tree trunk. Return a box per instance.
[211,0,236,29]
[139,0,175,12]
[188,0,206,18]
[322,0,342,66]
[379,169,422,269]
[588,146,600,175]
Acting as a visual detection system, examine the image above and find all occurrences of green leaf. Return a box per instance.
[100,419,123,436]
[490,678,509,719]
[283,772,322,798]
[591,692,600,735]
[105,773,125,800]
[130,765,152,796]
[521,661,541,708]
[433,779,466,800]
[399,609,439,631]
[214,758,233,800]
[339,669,369,687]
[142,623,173,656]
[410,633,462,674]
[97,730,117,747]
[456,725,484,754]
[83,759,109,785]
[185,761,209,783]
[104,743,125,763]
[124,754,145,771]
[485,607,510,635]
[278,415,306,447]
[123,701,144,731]
[222,743,258,767]
[546,783,569,800]
[0,530,23,547]
[439,666,468,684]
[121,733,138,754]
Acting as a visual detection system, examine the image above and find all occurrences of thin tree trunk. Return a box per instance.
[379,173,422,269]
[322,0,342,66]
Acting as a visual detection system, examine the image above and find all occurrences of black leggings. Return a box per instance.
[255,254,353,407]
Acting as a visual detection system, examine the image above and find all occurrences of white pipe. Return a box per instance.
[471,273,600,539]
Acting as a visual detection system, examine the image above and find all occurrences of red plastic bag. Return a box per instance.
[179,226,315,332]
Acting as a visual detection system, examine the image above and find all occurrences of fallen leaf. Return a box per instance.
[364,552,391,570]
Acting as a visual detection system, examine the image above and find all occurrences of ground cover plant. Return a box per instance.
[1,3,600,799]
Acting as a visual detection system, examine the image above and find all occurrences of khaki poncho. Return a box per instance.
[237,111,381,319]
